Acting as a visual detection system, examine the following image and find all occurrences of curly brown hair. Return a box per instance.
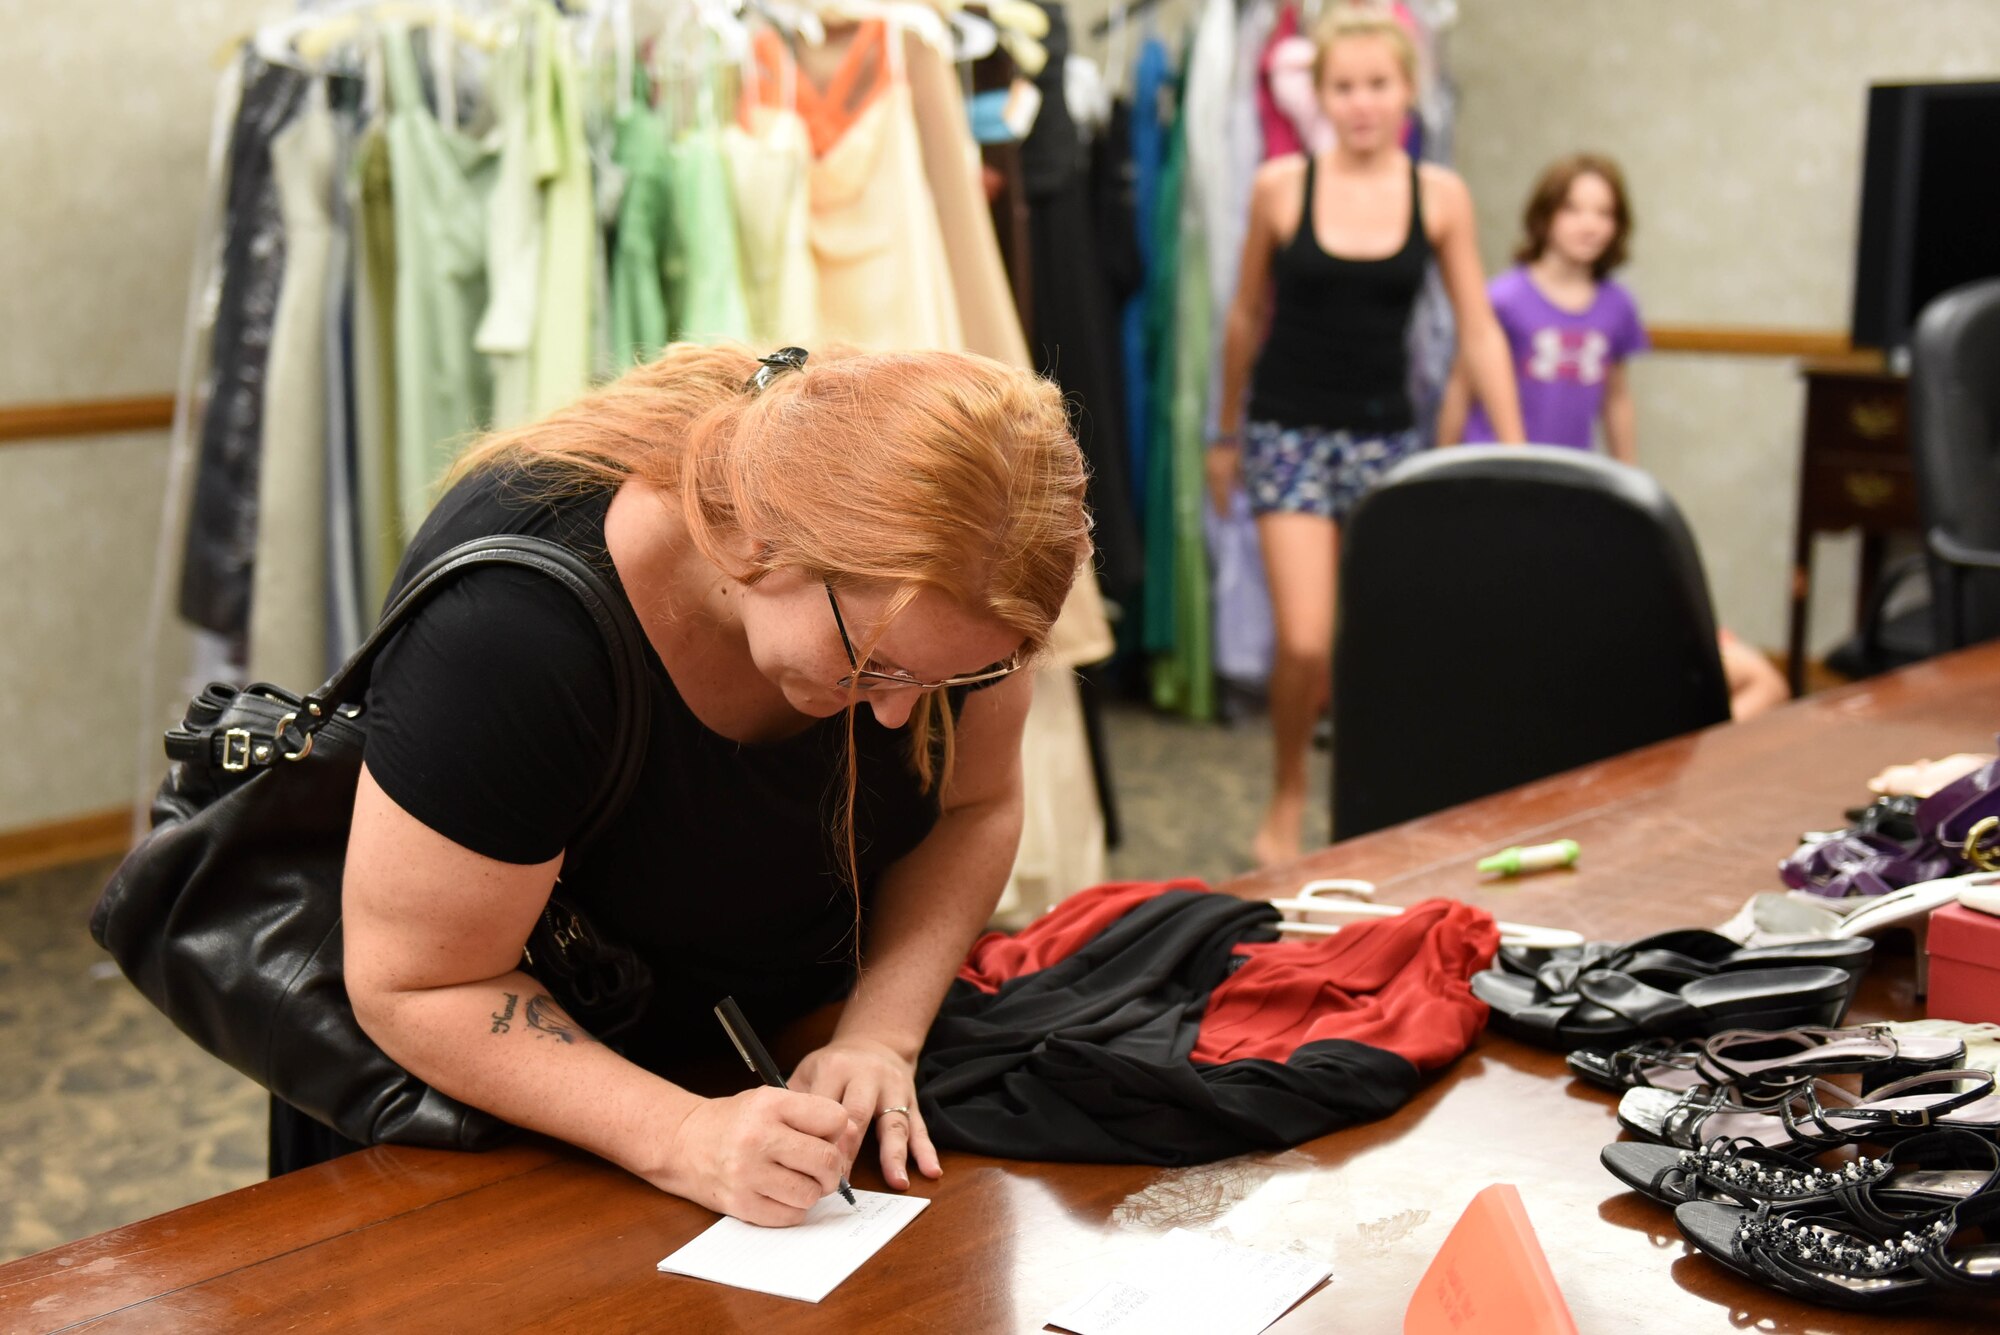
[1514,154,1633,280]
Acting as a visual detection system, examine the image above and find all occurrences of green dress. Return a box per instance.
[662,120,749,344]
[350,122,402,610]
[385,26,496,538]
[609,74,673,367]
[475,24,541,427]
[1143,88,1214,721]
[528,0,596,414]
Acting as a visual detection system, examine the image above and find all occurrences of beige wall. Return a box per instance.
[1447,0,2000,652]
[1070,0,2000,652]
[0,1,275,833]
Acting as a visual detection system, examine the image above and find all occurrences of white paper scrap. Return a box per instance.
[656,1190,929,1304]
[1046,1228,1331,1335]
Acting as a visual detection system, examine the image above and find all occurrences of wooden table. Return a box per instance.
[8,645,2000,1333]
[1786,351,1919,696]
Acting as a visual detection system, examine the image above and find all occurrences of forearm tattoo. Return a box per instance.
[524,993,593,1045]
[487,990,595,1045]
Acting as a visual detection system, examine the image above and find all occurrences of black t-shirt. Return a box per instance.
[363,465,951,1073]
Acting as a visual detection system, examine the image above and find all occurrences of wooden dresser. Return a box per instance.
[1786,351,1918,694]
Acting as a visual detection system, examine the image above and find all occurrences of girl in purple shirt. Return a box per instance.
[1439,154,1647,458]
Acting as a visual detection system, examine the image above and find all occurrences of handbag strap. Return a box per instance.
[297,534,653,854]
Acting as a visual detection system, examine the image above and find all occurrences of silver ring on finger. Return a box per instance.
[876,1105,911,1121]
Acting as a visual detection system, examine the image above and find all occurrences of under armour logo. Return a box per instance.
[1526,329,1610,385]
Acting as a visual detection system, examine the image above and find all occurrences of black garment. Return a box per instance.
[179,55,309,640]
[358,465,970,1071]
[1020,3,1143,618]
[1248,154,1434,435]
[972,41,1033,335]
[269,1096,364,1175]
[917,889,1422,1165]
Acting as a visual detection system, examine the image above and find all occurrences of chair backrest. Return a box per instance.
[1910,277,2000,649]
[1331,446,1731,841]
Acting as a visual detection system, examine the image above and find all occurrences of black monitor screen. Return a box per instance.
[1907,89,2000,330]
[1852,80,2000,351]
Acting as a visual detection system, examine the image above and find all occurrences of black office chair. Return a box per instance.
[1330,446,1732,841]
[1913,277,2000,650]
[1830,278,2000,678]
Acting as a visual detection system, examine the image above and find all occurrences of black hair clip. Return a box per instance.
[743,346,809,394]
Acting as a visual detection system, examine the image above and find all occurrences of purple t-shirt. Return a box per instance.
[1464,268,1648,450]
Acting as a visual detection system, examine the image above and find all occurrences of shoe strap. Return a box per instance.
[1797,1069,1995,1140]
[1700,1028,1893,1099]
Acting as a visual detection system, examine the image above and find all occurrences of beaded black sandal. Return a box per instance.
[1675,1191,2000,1311]
[1601,1129,1996,1210]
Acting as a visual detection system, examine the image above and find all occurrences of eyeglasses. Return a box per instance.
[824,583,1024,692]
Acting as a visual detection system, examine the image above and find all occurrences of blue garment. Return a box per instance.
[968,88,1018,144]
[1123,37,1170,523]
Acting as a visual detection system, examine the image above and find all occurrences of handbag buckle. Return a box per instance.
[1965,815,2000,872]
[221,728,253,772]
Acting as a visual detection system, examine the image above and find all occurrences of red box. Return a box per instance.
[1926,902,2000,1024]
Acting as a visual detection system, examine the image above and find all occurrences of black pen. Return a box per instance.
[713,996,858,1210]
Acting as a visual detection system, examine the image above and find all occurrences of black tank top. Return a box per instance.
[1248,154,1432,434]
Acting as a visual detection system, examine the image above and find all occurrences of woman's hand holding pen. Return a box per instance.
[792,1037,941,1191]
[655,1087,851,1227]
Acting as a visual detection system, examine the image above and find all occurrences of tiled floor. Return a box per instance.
[0,699,1326,1263]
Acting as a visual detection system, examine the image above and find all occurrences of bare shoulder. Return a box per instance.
[1417,161,1472,214]
[1252,153,1308,202]
[1256,152,1311,186]
[1245,153,1308,237]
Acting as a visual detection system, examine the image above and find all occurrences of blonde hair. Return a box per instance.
[1312,6,1419,89]
[447,343,1091,933]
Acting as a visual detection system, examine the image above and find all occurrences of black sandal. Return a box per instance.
[1618,1069,2000,1151]
[1675,1188,2000,1311]
[1474,964,1856,1052]
[1571,1025,1969,1100]
[1502,929,1873,997]
[1602,1128,1997,1211]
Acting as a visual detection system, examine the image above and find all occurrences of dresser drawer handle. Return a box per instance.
[1844,471,1897,508]
[1848,401,1901,439]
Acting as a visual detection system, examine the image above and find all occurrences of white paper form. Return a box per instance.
[1046,1228,1331,1335]
[656,1190,930,1303]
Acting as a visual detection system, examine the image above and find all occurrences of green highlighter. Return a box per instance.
[1478,839,1581,877]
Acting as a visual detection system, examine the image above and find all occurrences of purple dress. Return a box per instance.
[1464,267,1648,450]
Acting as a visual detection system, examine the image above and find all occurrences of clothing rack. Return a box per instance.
[1087,0,1164,38]
[141,0,1115,920]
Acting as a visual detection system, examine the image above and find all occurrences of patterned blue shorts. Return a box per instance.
[1241,420,1424,522]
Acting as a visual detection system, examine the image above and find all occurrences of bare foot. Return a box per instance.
[1252,794,1306,869]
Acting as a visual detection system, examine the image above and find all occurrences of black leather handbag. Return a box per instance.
[91,535,653,1150]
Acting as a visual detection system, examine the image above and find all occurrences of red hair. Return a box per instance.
[446,343,1092,938]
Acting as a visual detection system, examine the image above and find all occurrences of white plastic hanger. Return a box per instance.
[949,9,998,63]
[1269,878,1586,951]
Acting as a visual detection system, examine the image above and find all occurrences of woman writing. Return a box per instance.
[1207,8,1524,866]
[311,344,1089,1227]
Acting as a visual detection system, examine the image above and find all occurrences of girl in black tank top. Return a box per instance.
[1249,153,1432,436]
[1206,11,1524,870]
